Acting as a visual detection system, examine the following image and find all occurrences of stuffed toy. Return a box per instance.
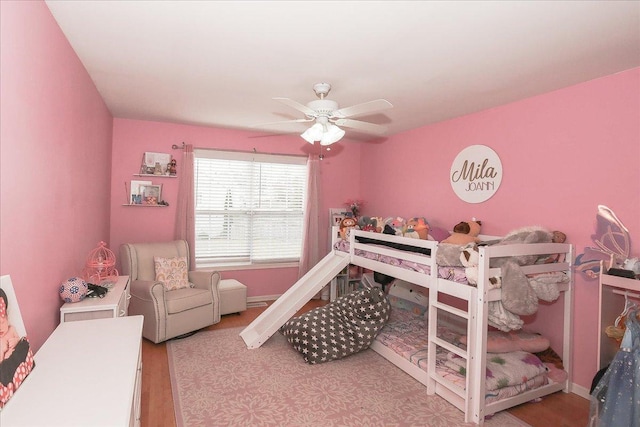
[460,243,501,288]
[370,216,384,233]
[383,217,405,236]
[460,244,480,285]
[358,216,382,233]
[339,216,358,240]
[441,220,482,245]
[403,217,431,240]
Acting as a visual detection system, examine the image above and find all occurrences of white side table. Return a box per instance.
[60,275,130,322]
[0,316,144,426]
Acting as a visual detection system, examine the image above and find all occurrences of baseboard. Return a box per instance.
[570,383,591,400]
[247,294,324,304]
[247,294,281,303]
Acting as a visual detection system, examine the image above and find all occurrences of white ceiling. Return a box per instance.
[45,1,640,141]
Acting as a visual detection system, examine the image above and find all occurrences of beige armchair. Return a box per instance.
[120,240,220,343]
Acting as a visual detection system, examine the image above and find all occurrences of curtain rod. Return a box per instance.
[172,143,306,159]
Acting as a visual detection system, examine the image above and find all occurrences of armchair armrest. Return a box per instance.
[129,279,166,301]
[189,270,221,291]
[189,270,221,323]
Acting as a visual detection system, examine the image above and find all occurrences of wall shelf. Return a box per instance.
[122,204,168,207]
[133,174,176,178]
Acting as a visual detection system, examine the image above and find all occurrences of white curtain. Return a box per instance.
[298,155,321,278]
[174,144,196,270]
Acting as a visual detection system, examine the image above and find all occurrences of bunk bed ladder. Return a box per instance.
[427,274,476,416]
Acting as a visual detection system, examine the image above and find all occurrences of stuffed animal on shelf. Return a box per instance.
[441,220,482,245]
[404,217,431,240]
[339,216,358,240]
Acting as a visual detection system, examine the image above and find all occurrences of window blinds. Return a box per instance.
[194,149,307,266]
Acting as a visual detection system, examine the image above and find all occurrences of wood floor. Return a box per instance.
[139,301,590,427]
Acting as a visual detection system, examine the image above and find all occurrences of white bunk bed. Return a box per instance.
[332,226,573,425]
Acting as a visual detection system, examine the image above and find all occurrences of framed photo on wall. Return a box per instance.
[0,275,36,409]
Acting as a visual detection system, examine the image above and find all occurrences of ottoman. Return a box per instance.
[219,279,247,315]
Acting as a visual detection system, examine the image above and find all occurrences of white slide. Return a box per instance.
[240,251,350,349]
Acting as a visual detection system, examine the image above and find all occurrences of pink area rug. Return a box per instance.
[167,327,530,427]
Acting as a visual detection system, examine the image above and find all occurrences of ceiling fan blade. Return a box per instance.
[251,118,314,128]
[333,119,388,135]
[333,99,393,119]
[273,97,317,117]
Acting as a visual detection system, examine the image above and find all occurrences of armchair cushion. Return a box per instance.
[165,287,213,315]
[154,256,190,290]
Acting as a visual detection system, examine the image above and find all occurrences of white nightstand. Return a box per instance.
[60,275,130,322]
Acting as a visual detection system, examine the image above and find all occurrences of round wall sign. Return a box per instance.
[450,145,502,203]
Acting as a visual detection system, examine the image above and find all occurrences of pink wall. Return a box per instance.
[361,68,640,390]
[110,119,363,297]
[0,1,113,351]
[3,0,638,395]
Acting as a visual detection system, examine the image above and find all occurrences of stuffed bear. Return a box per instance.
[403,217,431,239]
[441,220,482,245]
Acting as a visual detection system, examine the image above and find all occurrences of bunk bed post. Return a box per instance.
[427,271,438,396]
[563,245,574,393]
[468,246,491,424]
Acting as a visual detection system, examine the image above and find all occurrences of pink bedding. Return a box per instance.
[374,307,555,403]
[334,240,431,274]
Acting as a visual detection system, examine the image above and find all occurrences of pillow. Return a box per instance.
[387,280,428,316]
[154,256,190,291]
[388,295,427,316]
[459,330,550,353]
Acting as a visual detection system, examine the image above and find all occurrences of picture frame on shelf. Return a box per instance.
[141,184,162,205]
[130,180,152,205]
[141,152,172,175]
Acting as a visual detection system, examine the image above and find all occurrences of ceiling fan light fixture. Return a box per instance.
[301,122,324,144]
[320,123,345,146]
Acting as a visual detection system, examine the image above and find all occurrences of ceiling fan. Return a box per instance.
[256,83,393,146]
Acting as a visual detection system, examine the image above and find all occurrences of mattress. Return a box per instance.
[334,240,431,274]
[374,307,554,403]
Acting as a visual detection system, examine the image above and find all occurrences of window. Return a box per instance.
[194,149,307,268]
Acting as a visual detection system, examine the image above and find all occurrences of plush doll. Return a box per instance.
[339,216,358,240]
[370,216,384,233]
[383,217,405,236]
[459,244,480,285]
[404,217,431,240]
[441,220,482,245]
[460,243,501,288]
[358,216,379,232]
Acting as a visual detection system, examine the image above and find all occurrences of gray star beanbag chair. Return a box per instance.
[280,286,391,364]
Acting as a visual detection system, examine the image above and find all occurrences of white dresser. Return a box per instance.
[60,275,130,322]
[0,316,143,427]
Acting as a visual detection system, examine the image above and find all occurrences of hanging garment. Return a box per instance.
[590,307,640,427]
